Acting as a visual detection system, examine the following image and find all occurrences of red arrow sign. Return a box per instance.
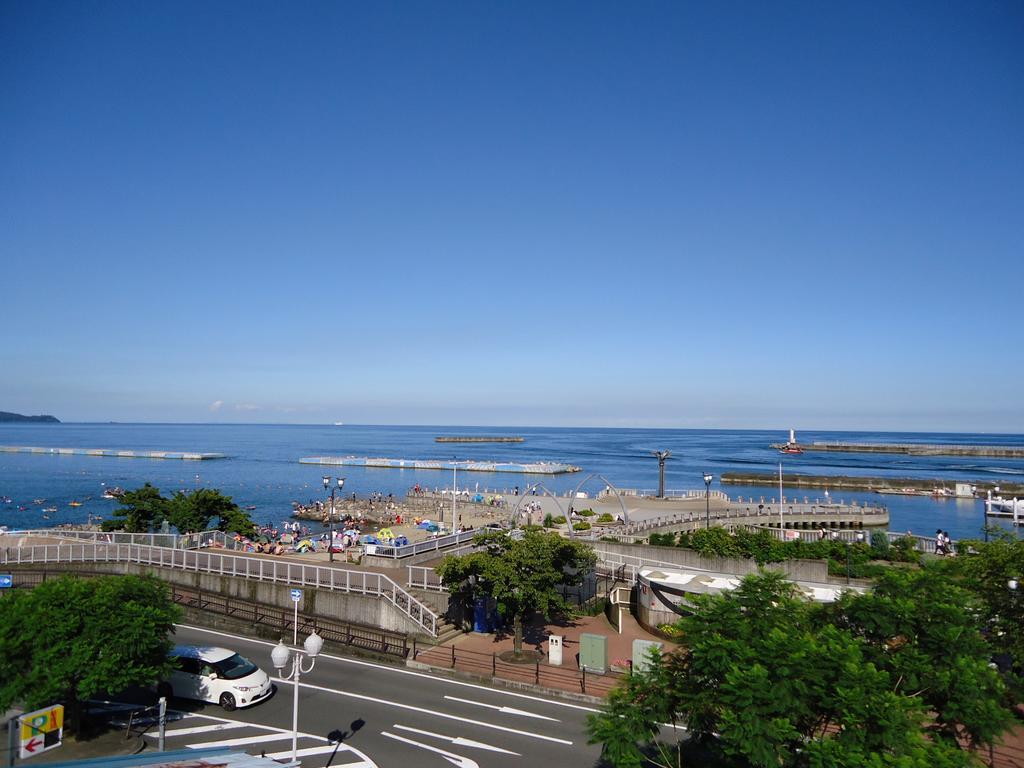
[24,737,43,753]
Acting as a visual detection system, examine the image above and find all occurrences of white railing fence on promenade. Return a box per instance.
[0,541,439,636]
[744,525,957,555]
[598,488,730,501]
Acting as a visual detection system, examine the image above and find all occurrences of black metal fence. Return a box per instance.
[1,569,411,660]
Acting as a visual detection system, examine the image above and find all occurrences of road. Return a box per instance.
[142,624,607,768]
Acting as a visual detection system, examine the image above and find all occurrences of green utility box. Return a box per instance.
[579,633,608,674]
[632,639,663,673]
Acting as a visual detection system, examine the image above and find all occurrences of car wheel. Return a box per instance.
[157,682,173,700]
[219,692,237,711]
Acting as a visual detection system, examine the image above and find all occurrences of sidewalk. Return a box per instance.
[412,610,674,699]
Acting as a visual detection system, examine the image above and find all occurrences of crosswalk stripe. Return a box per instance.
[189,732,291,748]
[163,722,253,737]
[263,744,341,759]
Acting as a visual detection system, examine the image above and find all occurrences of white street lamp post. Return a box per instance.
[272,631,325,764]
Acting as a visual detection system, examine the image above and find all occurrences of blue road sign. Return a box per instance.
[290,588,302,602]
[0,575,12,589]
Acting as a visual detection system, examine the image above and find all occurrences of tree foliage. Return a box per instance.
[436,529,597,655]
[102,484,254,535]
[647,527,920,578]
[588,571,1008,768]
[0,574,181,733]
[943,532,1024,699]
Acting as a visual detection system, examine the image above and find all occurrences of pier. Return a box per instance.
[769,441,1024,458]
[299,456,581,474]
[722,471,1024,496]
[435,436,524,443]
[0,446,226,460]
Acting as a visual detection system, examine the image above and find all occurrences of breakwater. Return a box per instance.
[769,441,1024,458]
[299,456,581,474]
[435,436,524,443]
[722,471,1024,496]
[0,446,226,460]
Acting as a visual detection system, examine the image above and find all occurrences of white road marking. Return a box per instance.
[443,695,560,721]
[273,677,574,745]
[382,731,479,768]
[161,722,249,736]
[176,624,601,713]
[141,709,380,767]
[393,724,520,755]
[192,732,295,748]
[263,744,368,761]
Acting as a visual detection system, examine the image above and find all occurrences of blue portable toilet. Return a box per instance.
[473,597,493,632]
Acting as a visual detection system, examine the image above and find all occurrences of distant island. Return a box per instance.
[0,411,61,423]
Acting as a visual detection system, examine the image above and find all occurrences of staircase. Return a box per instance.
[409,587,463,644]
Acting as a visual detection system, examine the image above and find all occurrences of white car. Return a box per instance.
[158,645,272,711]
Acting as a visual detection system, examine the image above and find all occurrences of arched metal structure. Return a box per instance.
[509,474,631,539]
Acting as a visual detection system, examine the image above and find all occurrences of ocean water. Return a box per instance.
[1,423,1022,540]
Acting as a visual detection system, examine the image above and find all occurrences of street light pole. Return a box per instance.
[652,451,671,499]
[322,476,345,562]
[272,631,324,764]
[703,473,713,529]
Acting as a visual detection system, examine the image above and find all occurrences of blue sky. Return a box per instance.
[2,2,1022,431]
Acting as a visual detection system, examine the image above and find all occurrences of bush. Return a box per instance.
[552,515,567,525]
[597,512,614,523]
[870,529,891,558]
[572,521,592,531]
[649,532,677,547]
[543,513,554,528]
[577,508,595,517]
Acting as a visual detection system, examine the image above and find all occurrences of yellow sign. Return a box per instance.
[19,704,63,759]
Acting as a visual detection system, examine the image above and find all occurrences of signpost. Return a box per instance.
[290,589,302,644]
[0,575,12,589]
[18,705,63,760]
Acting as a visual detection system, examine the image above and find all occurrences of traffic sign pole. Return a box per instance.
[290,589,302,645]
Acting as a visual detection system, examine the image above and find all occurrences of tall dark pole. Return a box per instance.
[652,451,671,498]
[703,472,713,529]
[323,476,345,563]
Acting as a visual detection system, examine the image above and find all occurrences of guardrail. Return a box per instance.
[0,542,439,636]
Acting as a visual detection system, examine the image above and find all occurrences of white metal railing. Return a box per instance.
[3,529,191,548]
[406,565,446,592]
[742,525,956,554]
[599,488,730,501]
[608,503,887,536]
[0,542,439,636]
[366,529,480,559]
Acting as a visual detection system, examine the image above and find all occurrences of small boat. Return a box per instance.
[33,498,46,505]
[42,506,57,513]
[779,446,804,454]
[68,501,83,507]
[0,496,11,503]
[333,422,344,426]
[245,505,257,511]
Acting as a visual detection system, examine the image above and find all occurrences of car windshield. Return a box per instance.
[212,653,259,680]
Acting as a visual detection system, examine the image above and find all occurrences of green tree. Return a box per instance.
[0,574,181,734]
[436,529,597,655]
[830,566,1012,751]
[944,532,1024,699]
[588,572,990,768]
[167,488,255,535]
[101,483,170,532]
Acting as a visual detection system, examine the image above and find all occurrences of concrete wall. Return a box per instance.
[20,562,427,636]
[593,540,831,582]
